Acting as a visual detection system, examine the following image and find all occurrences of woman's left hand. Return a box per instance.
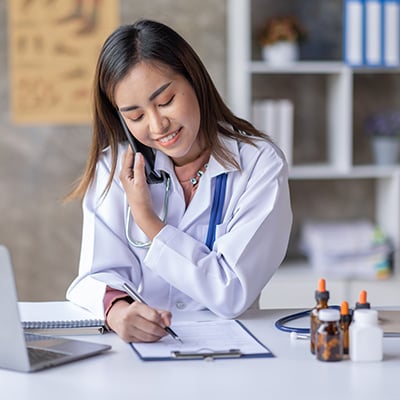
[119,147,165,240]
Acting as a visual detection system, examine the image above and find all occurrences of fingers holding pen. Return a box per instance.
[109,300,172,343]
[128,303,172,343]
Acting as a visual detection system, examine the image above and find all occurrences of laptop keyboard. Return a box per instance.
[27,347,68,364]
[25,333,69,364]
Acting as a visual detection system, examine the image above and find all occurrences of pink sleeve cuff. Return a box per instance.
[103,286,133,317]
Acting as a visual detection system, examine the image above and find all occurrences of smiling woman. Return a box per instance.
[65,19,292,344]
[115,63,203,166]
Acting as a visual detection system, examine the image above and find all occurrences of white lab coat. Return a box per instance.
[66,135,292,319]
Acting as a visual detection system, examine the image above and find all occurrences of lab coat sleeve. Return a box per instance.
[145,142,292,318]
[66,150,142,317]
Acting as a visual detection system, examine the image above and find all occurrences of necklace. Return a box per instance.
[189,163,208,186]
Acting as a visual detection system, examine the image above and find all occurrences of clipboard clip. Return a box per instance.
[171,348,242,361]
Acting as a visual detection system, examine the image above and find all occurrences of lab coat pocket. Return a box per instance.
[214,221,229,241]
[192,223,209,244]
[190,221,228,247]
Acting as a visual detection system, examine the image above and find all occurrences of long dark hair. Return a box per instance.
[67,19,268,200]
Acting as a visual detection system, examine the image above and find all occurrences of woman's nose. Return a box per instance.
[149,110,169,135]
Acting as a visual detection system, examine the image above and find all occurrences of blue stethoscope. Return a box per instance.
[275,309,312,335]
[274,305,342,335]
[125,172,227,250]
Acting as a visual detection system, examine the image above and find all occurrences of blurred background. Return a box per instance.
[2,0,400,304]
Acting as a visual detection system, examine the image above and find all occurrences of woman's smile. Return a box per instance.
[157,127,182,146]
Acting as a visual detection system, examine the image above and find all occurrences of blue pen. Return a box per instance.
[122,282,183,344]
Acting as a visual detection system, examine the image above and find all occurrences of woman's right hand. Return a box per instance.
[106,300,172,343]
[119,149,165,241]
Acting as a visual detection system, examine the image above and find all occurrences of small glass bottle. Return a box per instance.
[349,309,383,362]
[340,301,351,356]
[310,278,329,354]
[316,308,343,362]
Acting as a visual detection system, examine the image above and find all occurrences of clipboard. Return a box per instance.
[130,319,274,361]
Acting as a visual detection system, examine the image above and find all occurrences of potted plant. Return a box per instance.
[364,110,400,165]
[257,15,306,65]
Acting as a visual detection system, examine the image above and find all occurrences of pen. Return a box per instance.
[122,282,183,344]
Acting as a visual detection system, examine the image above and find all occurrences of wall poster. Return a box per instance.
[8,0,119,124]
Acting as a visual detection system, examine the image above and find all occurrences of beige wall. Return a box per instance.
[0,1,226,300]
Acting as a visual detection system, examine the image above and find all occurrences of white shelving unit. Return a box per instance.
[227,0,400,307]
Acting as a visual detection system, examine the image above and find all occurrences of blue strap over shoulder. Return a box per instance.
[205,173,227,250]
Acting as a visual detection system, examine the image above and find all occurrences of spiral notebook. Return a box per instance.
[19,301,106,335]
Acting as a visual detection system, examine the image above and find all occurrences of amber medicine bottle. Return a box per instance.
[310,278,329,354]
[340,301,351,355]
[316,308,343,362]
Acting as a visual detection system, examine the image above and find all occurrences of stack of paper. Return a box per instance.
[300,220,392,279]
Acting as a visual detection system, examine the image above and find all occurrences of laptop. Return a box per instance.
[0,245,111,372]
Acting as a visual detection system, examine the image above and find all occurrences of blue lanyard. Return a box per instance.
[205,173,227,250]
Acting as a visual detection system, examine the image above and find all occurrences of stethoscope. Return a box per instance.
[275,309,312,335]
[125,172,227,250]
[274,305,342,336]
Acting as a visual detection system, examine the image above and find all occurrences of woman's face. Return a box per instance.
[114,62,203,166]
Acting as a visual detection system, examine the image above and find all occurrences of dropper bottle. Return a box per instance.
[355,290,370,310]
[340,301,351,355]
[310,278,329,354]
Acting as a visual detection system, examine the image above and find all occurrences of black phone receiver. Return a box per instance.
[117,112,164,184]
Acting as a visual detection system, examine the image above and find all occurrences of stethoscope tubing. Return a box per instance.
[274,309,312,334]
[126,172,227,250]
[274,305,342,334]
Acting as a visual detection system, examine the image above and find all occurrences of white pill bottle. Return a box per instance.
[349,309,383,362]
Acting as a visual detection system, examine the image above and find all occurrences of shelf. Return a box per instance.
[250,61,348,74]
[227,0,400,308]
[290,164,400,180]
[353,67,400,74]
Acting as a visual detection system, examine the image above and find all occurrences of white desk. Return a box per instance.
[1,309,399,400]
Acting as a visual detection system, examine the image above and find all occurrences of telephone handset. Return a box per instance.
[118,112,164,184]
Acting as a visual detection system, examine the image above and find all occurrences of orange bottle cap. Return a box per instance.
[341,301,349,315]
[359,290,367,304]
[318,278,326,292]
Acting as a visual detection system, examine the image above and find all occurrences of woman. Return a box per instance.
[66,19,292,343]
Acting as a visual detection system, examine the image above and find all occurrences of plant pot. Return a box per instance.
[262,42,299,65]
[371,137,400,165]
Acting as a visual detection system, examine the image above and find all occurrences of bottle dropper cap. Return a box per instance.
[315,278,329,301]
[340,300,352,322]
[355,290,370,309]
[340,301,349,315]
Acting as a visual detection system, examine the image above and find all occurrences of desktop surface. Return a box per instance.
[1,308,399,400]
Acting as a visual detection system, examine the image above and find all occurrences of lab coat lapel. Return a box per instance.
[178,156,232,230]
[154,136,240,230]
[178,173,214,229]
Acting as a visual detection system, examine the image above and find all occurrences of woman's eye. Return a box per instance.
[160,95,175,107]
[130,114,143,122]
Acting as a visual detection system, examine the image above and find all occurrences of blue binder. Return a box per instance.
[365,0,384,66]
[344,0,365,66]
[382,0,400,66]
[344,0,400,67]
